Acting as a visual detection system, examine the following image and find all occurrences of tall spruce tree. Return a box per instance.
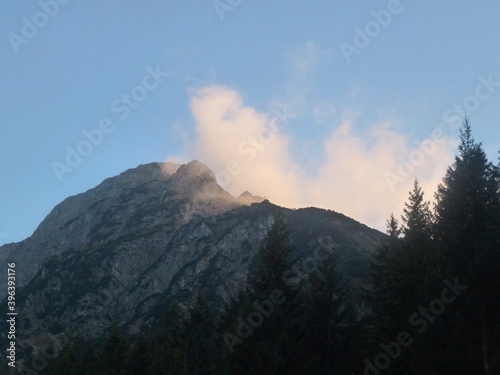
[366,214,410,374]
[435,118,500,276]
[249,215,295,297]
[305,253,356,374]
[243,215,307,374]
[127,333,150,375]
[402,178,433,249]
[368,181,440,374]
[401,178,440,297]
[433,118,500,374]
[182,290,218,375]
[101,323,128,375]
[399,179,441,374]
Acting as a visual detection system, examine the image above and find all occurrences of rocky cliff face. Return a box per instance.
[0,161,240,294]
[0,160,383,353]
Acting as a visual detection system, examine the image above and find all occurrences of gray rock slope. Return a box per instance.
[0,160,384,344]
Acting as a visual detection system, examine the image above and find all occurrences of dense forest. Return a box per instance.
[35,119,499,374]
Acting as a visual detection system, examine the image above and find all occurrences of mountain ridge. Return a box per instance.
[0,160,264,294]
[0,160,384,355]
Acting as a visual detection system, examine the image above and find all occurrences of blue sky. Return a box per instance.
[1,1,500,244]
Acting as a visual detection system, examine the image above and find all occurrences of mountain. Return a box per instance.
[0,160,384,358]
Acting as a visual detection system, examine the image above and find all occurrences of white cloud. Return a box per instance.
[170,85,456,231]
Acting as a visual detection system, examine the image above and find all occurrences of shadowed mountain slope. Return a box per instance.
[0,160,384,351]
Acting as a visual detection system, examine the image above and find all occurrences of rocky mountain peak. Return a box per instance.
[0,160,235,294]
[238,190,266,205]
[167,160,218,193]
[0,160,385,353]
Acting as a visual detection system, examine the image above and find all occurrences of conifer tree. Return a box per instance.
[182,290,218,375]
[402,178,433,248]
[369,214,408,328]
[305,253,356,374]
[249,214,295,297]
[433,117,500,374]
[127,332,150,375]
[368,182,439,374]
[401,178,440,293]
[243,215,307,374]
[101,323,128,375]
